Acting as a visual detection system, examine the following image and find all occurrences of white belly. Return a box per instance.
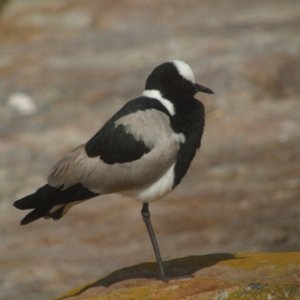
[121,163,175,203]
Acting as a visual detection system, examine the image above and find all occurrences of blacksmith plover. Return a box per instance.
[14,60,213,280]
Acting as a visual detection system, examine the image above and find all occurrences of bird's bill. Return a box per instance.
[195,83,214,94]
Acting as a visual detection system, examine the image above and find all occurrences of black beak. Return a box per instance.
[195,83,214,94]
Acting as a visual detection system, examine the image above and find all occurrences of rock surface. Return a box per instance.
[56,252,300,300]
[1,0,300,299]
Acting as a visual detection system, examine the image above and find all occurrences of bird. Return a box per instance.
[13,60,213,281]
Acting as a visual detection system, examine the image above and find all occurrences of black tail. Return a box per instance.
[20,207,52,225]
[14,183,98,225]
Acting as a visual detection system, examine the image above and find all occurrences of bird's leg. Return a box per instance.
[141,202,166,281]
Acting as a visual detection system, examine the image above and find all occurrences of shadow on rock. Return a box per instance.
[70,253,237,297]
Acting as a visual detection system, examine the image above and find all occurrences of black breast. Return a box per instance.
[171,99,205,187]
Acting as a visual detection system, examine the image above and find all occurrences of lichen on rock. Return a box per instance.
[56,252,300,300]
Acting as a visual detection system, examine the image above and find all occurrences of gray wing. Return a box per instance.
[48,109,184,195]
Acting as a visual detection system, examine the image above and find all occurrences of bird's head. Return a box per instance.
[145,60,213,99]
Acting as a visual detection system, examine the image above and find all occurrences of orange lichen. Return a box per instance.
[56,252,300,300]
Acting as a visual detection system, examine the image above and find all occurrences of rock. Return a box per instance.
[7,92,37,115]
[1,0,300,300]
[55,252,300,300]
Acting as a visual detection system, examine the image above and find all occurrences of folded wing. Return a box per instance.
[48,109,182,196]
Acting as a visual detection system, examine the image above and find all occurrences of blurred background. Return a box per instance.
[0,0,299,299]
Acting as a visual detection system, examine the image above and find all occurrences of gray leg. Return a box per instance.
[141,202,166,281]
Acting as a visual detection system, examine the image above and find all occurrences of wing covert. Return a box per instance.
[85,97,171,164]
[85,122,151,164]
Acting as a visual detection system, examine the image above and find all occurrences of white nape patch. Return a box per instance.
[142,89,175,116]
[172,60,195,83]
[138,163,175,202]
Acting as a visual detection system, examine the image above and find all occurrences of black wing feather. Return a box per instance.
[14,183,98,209]
[20,207,51,225]
[85,97,170,164]
[85,123,151,164]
